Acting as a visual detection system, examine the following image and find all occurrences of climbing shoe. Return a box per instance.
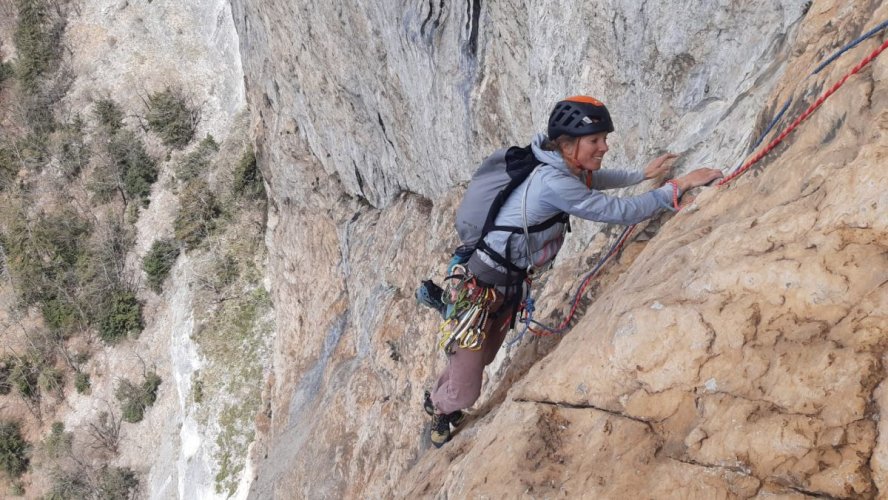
[424,391,465,427]
[430,413,451,448]
[416,280,447,318]
[423,390,435,416]
[448,410,466,428]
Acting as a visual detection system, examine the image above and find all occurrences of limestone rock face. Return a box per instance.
[231,0,888,497]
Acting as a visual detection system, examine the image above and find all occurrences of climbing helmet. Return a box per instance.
[547,95,614,140]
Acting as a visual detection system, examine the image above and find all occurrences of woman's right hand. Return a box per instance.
[674,168,723,191]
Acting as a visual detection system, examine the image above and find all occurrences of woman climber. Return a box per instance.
[425,96,723,447]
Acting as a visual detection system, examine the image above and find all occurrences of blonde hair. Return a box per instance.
[541,135,578,155]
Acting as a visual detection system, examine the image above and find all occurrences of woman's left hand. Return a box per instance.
[644,153,678,179]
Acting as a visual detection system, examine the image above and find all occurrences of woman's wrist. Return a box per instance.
[673,177,688,192]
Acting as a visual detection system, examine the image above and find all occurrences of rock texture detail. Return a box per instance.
[230,0,888,497]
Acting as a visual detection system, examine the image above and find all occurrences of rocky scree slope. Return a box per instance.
[231,0,887,498]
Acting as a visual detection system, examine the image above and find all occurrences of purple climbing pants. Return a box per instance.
[430,288,517,414]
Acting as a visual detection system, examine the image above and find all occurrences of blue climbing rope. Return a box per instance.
[729,18,887,176]
[729,96,792,175]
[508,19,888,348]
[811,18,888,75]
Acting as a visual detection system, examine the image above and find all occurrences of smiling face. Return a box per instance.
[564,132,609,173]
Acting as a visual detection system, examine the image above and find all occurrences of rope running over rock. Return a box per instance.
[512,27,888,344]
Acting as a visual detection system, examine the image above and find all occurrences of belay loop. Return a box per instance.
[437,265,496,353]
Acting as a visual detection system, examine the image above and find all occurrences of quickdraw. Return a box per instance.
[437,265,496,353]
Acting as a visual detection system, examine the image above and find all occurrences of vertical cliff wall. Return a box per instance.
[231,0,887,497]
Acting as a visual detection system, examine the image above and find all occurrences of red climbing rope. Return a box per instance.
[527,224,637,337]
[515,33,888,343]
[719,37,888,186]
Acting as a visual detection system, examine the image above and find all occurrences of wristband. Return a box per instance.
[665,180,681,211]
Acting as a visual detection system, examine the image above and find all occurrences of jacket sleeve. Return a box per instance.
[589,169,645,190]
[541,170,676,225]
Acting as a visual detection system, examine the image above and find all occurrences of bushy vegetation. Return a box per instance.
[143,239,180,292]
[14,0,63,96]
[42,422,72,460]
[176,134,218,182]
[94,98,124,131]
[8,359,39,400]
[0,421,29,478]
[52,115,90,178]
[0,203,146,343]
[0,146,17,190]
[43,471,90,500]
[74,372,90,394]
[89,98,158,206]
[37,365,63,395]
[108,129,157,206]
[232,146,264,199]
[97,289,143,344]
[0,61,13,86]
[45,466,138,500]
[9,481,25,496]
[74,219,135,321]
[87,411,120,454]
[96,466,139,499]
[116,372,161,423]
[14,0,66,144]
[0,365,10,396]
[175,179,221,249]
[146,88,198,148]
[1,206,91,307]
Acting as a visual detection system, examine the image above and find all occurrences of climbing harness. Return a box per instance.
[509,224,635,346]
[437,265,497,353]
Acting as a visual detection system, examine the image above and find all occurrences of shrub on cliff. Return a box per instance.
[74,372,90,394]
[176,134,218,181]
[143,238,180,292]
[42,422,72,460]
[45,466,138,500]
[14,0,63,96]
[0,146,17,190]
[108,129,157,206]
[146,88,198,149]
[1,206,91,307]
[52,115,90,178]
[96,466,139,499]
[0,62,13,86]
[94,98,124,131]
[0,421,29,478]
[96,289,143,344]
[232,146,264,200]
[8,359,39,400]
[0,358,14,395]
[14,0,65,141]
[116,372,161,423]
[174,179,221,250]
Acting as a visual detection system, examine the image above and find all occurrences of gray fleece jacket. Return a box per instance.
[467,133,677,285]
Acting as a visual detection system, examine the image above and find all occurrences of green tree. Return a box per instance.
[143,239,180,292]
[97,289,143,344]
[0,421,29,478]
[146,88,198,148]
[174,180,221,250]
[116,372,161,423]
[232,146,265,200]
